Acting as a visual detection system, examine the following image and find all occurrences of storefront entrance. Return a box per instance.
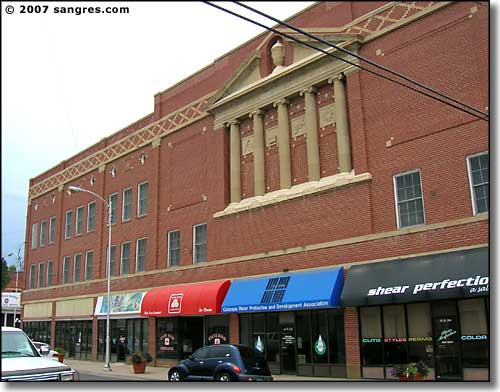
[432,301,461,380]
[281,324,296,374]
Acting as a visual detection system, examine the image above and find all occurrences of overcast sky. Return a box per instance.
[1,1,316,266]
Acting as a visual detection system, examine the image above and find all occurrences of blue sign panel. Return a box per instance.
[221,267,343,313]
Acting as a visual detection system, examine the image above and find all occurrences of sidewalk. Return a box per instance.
[64,359,354,381]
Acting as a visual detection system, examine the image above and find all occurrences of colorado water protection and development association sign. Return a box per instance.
[1,293,21,309]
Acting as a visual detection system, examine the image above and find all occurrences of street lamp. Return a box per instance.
[68,185,112,371]
[7,252,21,327]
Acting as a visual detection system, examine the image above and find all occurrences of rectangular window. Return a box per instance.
[122,188,132,221]
[87,202,96,232]
[62,256,70,284]
[46,261,54,287]
[76,206,84,235]
[137,182,149,216]
[108,245,116,277]
[121,242,131,275]
[394,170,425,228]
[360,307,383,365]
[467,152,489,215]
[85,251,94,280]
[458,298,488,367]
[109,193,118,225]
[382,305,407,365]
[136,238,147,272]
[49,216,56,244]
[38,263,45,288]
[193,223,207,263]
[65,210,73,239]
[74,254,82,283]
[40,221,47,247]
[168,230,180,267]
[29,265,36,289]
[31,223,38,249]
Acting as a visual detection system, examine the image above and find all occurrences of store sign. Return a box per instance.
[1,293,20,308]
[437,328,457,344]
[362,338,381,343]
[408,337,433,342]
[461,335,487,341]
[160,333,175,351]
[95,292,145,315]
[255,336,264,352]
[384,337,406,343]
[314,335,326,355]
[168,294,183,314]
[208,333,227,345]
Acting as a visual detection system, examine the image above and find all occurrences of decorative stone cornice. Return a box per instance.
[273,98,290,108]
[299,86,318,96]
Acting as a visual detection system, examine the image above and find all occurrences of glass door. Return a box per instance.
[280,324,296,374]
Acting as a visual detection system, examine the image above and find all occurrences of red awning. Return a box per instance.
[140,280,230,317]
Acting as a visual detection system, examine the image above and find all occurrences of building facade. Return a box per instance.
[21,1,488,381]
[2,270,24,327]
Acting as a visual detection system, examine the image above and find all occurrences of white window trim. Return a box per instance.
[73,254,82,283]
[39,220,47,247]
[108,245,116,277]
[62,256,70,284]
[168,230,180,267]
[85,250,93,280]
[122,188,133,222]
[121,242,131,275]
[65,210,72,239]
[48,216,56,244]
[31,223,38,249]
[466,151,489,216]
[135,237,147,272]
[37,262,44,288]
[29,265,36,289]
[137,181,148,217]
[75,206,84,236]
[87,201,96,232]
[192,223,207,264]
[393,169,426,230]
[46,260,53,287]
[109,193,118,225]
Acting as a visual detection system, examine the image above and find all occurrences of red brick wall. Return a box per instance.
[344,307,360,367]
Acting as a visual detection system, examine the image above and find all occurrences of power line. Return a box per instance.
[233,1,489,119]
[202,2,488,122]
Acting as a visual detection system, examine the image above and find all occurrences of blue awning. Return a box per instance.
[221,267,344,313]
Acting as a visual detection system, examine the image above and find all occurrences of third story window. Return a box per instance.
[123,188,132,221]
[76,206,84,235]
[31,223,38,249]
[168,230,180,267]
[65,210,73,239]
[138,182,148,216]
[49,216,56,244]
[193,223,207,263]
[87,202,96,232]
[467,152,489,214]
[40,221,47,247]
[394,170,425,228]
[109,193,118,225]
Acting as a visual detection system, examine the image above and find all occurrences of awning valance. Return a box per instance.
[341,247,489,307]
[141,280,230,317]
[221,267,344,313]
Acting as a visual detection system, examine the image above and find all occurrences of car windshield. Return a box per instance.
[2,330,39,358]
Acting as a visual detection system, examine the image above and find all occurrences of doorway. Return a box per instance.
[179,317,204,359]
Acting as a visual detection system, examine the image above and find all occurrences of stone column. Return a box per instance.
[274,99,292,189]
[332,75,352,173]
[229,120,241,203]
[251,110,265,196]
[301,87,321,181]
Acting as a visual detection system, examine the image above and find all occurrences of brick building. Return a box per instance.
[22,2,488,381]
[2,270,24,327]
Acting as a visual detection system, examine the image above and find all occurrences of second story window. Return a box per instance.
[31,223,38,249]
[138,182,149,217]
[29,265,36,289]
[122,188,132,222]
[40,221,47,247]
[76,206,84,236]
[38,263,45,288]
[85,251,93,280]
[49,216,56,244]
[62,256,70,284]
[393,170,425,229]
[168,230,180,267]
[467,152,489,215]
[109,193,118,225]
[46,260,54,287]
[108,245,117,277]
[121,242,131,275]
[136,238,147,272]
[74,254,82,283]
[193,223,207,263]
[87,202,96,232]
[65,210,73,239]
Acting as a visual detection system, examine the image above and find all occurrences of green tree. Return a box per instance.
[8,265,16,271]
[2,257,11,290]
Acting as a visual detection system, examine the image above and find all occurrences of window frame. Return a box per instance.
[466,151,489,216]
[393,169,426,229]
[137,181,149,217]
[31,223,38,249]
[37,262,45,288]
[48,216,56,244]
[135,237,147,272]
[122,188,133,222]
[168,230,181,267]
[65,210,73,239]
[39,220,47,247]
[85,250,94,281]
[46,260,54,287]
[73,253,82,283]
[121,241,131,275]
[62,256,70,284]
[75,205,84,236]
[109,193,118,225]
[29,265,36,289]
[193,223,207,264]
[87,201,96,232]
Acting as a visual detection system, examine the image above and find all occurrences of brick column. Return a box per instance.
[344,307,361,379]
[149,316,156,364]
[331,74,352,173]
[251,110,265,196]
[301,87,321,181]
[92,315,99,360]
[229,313,240,344]
[274,99,292,189]
[229,120,242,203]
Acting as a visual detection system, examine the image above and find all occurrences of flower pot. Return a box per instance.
[56,353,65,363]
[133,360,147,374]
[398,374,424,381]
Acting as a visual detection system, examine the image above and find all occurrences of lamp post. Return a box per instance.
[7,252,21,327]
[68,185,112,371]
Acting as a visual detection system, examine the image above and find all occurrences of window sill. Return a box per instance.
[214,171,372,218]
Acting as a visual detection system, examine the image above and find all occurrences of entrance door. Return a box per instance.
[179,317,204,359]
[280,324,296,374]
[432,301,462,380]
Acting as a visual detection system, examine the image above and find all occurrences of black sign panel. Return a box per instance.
[341,247,488,306]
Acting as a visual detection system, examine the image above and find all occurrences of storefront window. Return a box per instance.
[252,314,266,353]
[407,302,434,365]
[383,305,407,365]
[157,318,177,359]
[205,315,229,345]
[296,311,311,365]
[459,298,488,367]
[240,314,252,347]
[328,309,346,364]
[360,307,383,365]
[311,310,328,364]
[265,313,280,364]
[24,321,51,344]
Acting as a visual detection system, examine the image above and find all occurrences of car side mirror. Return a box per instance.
[40,346,50,355]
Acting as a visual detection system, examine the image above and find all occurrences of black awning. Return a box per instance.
[341,247,489,306]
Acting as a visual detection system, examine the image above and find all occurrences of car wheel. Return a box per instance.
[217,372,232,382]
[169,369,184,381]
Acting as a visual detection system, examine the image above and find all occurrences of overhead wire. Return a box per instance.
[202,1,488,122]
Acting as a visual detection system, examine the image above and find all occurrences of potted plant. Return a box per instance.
[54,348,66,363]
[391,361,429,381]
[131,352,153,374]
